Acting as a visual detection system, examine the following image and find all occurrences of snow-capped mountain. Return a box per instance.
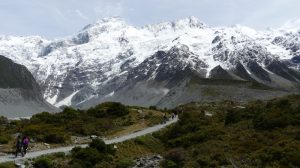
[0,16,299,109]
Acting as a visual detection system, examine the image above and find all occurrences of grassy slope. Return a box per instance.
[156,95,300,167]
[1,95,300,168]
[94,95,300,168]
[0,102,166,154]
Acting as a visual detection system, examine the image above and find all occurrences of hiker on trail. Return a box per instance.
[171,112,176,119]
[15,135,23,157]
[162,113,167,124]
[22,136,29,156]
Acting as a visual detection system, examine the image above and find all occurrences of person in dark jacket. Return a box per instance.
[15,135,23,157]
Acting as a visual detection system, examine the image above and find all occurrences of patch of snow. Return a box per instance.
[55,90,80,107]
[242,63,252,75]
[104,91,115,98]
[47,95,58,105]
[76,94,98,106]
[162,88,170,96]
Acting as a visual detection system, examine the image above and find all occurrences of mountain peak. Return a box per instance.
[280,19,300,32]
[2,16,300,110]
[173,16,207,28]
[145,16,207,33]
[95,16,125,24]
[81,16,126,31]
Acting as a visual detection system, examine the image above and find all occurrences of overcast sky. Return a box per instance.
[0,0,299,38]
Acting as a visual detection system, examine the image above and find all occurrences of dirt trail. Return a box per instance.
[0,116,178,163]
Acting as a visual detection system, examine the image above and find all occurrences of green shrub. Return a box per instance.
[87,102,129,117]
[33,156,53,168]
[161,159,177,168]
[106,144,117,155]
[272,98,290,108]
[149,106,157,110]
[89,139,107,153]
[71,147,102,167]
[224,109,241,125]
[0,116,8,126]
[31,112,58,124]
[116,158,135,168]
[134,136,147,145]
[166,129,223,148]
[197,158,209,167]
[53,152,65,158]
[70,139,116,167]
[0,162,15,168]
[210,153,228,166]
[295,131,300,140]
[165,148,185,164]
[59,107,80,121]
[253,109,293,130]
[255,146,300,167]
[44,131,68,144]
[23,125,69,144]
[89,139,116,156]
[0,135,10,144]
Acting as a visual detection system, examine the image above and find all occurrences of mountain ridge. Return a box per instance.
[0,16,299,108]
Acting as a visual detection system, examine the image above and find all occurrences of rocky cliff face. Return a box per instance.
[0,55,58,118]
[0,17,299,109]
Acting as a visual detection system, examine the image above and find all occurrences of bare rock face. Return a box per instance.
[133,155,163,168]
[0,55,58,118]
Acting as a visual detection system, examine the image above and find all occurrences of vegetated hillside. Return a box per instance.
[0,55,58,118]
[156,94,300,167]
[1,95,299,168]
[0,102,164,148]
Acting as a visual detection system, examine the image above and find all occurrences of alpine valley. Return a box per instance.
[1,16,300,111]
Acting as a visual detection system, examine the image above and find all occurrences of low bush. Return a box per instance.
[134,136,147,145]
[156,95,300,167]
[33,156,53,168]
[0,162,15,168]
[0,134,10,144]
[116,158,135,168]
[23,125,69,144]
[53,152,65,158]
[87,102,129,118]
[0,116,8,126]
[70,139,116,167]
[149,106,157,110]
[161,159,177,168]
[89,138,107,153]
[71,147,102,167]
[165,148,185,164]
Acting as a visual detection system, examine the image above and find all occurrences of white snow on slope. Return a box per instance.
[0,16,299,107]
[55,90,80,107]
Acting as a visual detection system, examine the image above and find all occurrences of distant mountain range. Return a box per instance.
[0,56,58,118]
[0,16,299,110]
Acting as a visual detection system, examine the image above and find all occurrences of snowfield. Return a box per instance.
[0,16,299,107]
